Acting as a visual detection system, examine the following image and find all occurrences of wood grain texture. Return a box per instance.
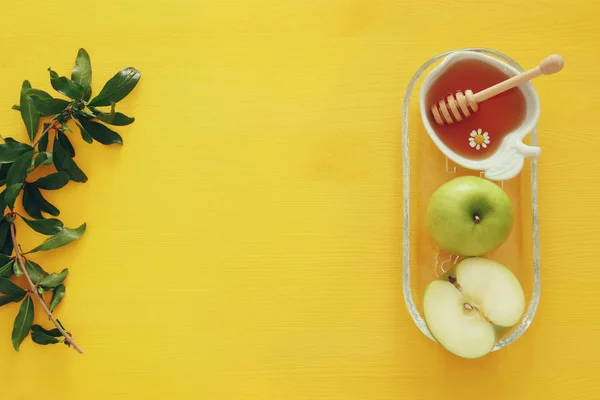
[0,0,598,398]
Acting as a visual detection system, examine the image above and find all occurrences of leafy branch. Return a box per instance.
[10,223,82,352]
[2,48,141,353]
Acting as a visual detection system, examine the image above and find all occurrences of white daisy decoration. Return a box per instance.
[469,128,490,150]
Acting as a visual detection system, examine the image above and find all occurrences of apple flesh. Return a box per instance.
[426,176,514,256]
[423,257,525,359]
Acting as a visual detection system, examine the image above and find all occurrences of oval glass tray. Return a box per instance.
[401,48,540,353]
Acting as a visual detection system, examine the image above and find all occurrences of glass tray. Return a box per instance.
[401,48,541,353]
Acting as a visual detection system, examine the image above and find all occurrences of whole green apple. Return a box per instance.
[426,176,513,256]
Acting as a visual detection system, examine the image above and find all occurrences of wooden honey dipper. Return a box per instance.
[431,54,564,125]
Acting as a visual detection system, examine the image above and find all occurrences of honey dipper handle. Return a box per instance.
[473,54,564,103]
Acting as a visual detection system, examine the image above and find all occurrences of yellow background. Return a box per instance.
[0,0,598,398]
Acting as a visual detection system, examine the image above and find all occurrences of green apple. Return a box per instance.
[426,176,513,256]
[423,257,525,359]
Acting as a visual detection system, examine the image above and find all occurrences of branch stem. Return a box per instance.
[32,119,58,148]
[10,223,83,354]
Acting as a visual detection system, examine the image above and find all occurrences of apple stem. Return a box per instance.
[474,215,481,224]
[448,275,462,290]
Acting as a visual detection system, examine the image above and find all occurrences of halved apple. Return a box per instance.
[423,257,525,359]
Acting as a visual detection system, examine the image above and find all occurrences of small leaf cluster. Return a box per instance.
[1,48,140,352]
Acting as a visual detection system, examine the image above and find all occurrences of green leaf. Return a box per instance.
[33,325,63,340]
[0,164,9,186]
[12,296,34,351]
[0,294,22,307]
[6,150,33,187]
[89,67,141,106]
[31,329,60,345]
[5,184,23,209]
[0,290,26,307]
[53,136,87,183]
[27,223,86,253]
[25,259,45,284]
[0,274,27,305]
[12,260,22,277]
[30,96,70,117]
[0,277,26,297]
[0,221,8,248]
[0,140,32,164]
[22,184,42,219]
[34,172,70,191]
[91,102,115,122]
[39,268,68,289]
[12,105,20,111]
[106,111,134,126]
[22,183,59,219]
[38,126,50,152]
[61,121,73,133]
[32,324,62,337]
[0,219,12,256]
[83,86,92,102]
[72,117,93,143]
[0,190,6,215]
[30,153,47,171]
[57,130,75,157]
[76,109,96,119]
[72,49,92,101]
[0,257,14,278]
[19,81,40,142]
[91,104,135,126]
[72,49,92,88]
[96,111,134,126]
[49,284,65,312]
[0,234,11,257]
[49,68,85,100]
[0,296,17,307]
[20,215,63,235]
[28,88,52,100]
[33,152,52,169]
[78,118,123,145]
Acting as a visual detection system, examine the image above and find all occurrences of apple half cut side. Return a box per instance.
[423,257,525,359]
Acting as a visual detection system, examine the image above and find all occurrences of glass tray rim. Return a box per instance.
[401,47,541,352]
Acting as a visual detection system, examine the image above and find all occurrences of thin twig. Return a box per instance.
[32,119,58,148]
[10,223,83,354]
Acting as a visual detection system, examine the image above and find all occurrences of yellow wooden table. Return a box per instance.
[0,1,597,399]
